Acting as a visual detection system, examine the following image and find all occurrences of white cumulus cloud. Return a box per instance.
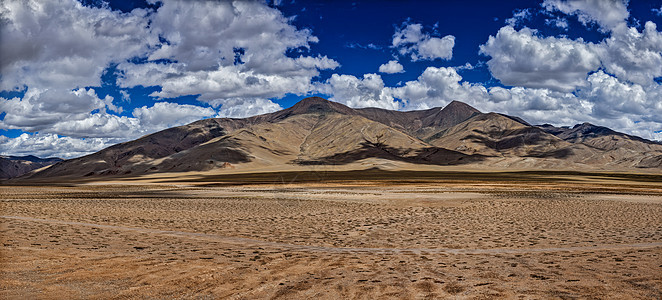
[392,23,455,61]
[378,60,404,74]
[392,67,488,110]
[216,98,283,118]
[317,74,400,110]
[0,0,153,91]
[545,17,569,30]
[119,0,339,114]
[480,26,601,92]
[132,102,216,129]
[1,88,219,147]
[595,22,662,86]
[0,133,118,159]
[0,88,128,137]
[543,0,629,32]
[581,70,652,119]
[506,8,532,27]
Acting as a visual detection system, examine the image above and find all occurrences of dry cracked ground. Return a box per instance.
[1,174,661,299]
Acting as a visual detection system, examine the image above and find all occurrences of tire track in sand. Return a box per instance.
[3,215,661,255]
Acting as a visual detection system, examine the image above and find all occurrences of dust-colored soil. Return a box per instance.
[1,172,661,299]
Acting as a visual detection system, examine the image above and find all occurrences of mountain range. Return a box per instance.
[0,155,62,179]
[16,97,662,181]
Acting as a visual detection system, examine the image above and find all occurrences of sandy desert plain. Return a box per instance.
[1,167,662,299]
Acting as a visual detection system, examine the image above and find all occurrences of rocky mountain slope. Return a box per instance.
[19,97,662,180]
[538,123,662,168]
[0,155,62,179]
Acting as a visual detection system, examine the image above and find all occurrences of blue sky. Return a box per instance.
[1,0,662,158]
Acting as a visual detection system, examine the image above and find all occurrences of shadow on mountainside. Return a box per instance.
[460,127,575,159]
[294,141,486,166]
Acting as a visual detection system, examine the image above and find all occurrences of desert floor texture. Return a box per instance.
[1,170,661,299]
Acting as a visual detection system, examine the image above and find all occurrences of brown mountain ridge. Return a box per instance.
[18,97,662,181]
[0,155,62,179]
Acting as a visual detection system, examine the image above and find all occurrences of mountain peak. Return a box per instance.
[570,122,615,135]
[298,96,333,105]
[441,100,481,114]
[444,100,479,112]
[573,122,596,129]
[420,100,481,129]
[292,97,347,110]
[272,97,356,120]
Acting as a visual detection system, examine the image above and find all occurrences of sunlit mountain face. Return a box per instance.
[15,97,661,182]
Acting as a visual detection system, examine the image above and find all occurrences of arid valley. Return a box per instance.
[3,0,662,297]
[2,170,661,299]
[2,96,662,299]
